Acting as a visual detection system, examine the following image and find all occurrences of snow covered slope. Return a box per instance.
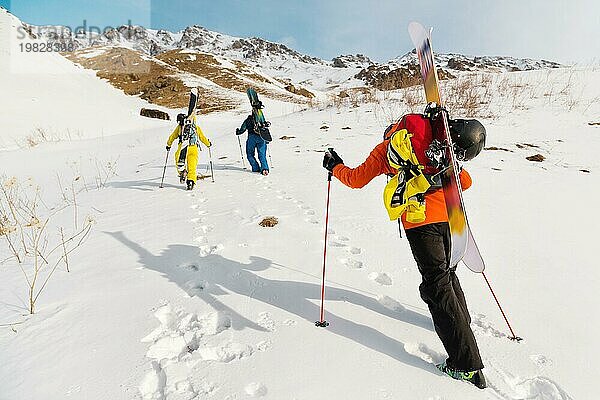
[0,8,171,150]
[2,5,598,400]
[1,50,599,400]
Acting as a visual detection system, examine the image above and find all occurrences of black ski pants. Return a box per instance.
[405,222,484,371]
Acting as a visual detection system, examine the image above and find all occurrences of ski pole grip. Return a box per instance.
[327,148,334,181]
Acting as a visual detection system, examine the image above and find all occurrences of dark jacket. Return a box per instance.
[237,115,257,136]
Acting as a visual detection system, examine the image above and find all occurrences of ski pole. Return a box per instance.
[237,135,246,169]
[208,147,215,183]
[316,149,334,328]
[159,148,170,188]
[481,271,522,342]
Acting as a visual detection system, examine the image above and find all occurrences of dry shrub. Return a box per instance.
[372,87,421,127]
[332,87,378,109]
[401,86,424,113]
[93,157,119,189]
[0,176,93,314]
[21,127,82,148]
[442,74,493,117]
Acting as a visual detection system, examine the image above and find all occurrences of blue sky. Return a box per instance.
[2,0,598,64]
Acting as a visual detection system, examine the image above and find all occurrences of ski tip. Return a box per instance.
[408,21,422,31]
[408,21,429,46]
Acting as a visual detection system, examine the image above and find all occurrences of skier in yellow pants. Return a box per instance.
[166,113,212,190]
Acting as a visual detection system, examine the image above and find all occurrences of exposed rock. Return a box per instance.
[355,64,428,90]
[516,143,539,149]
[259,217,278,227]
[64,47,236,111]
[156,49,300,104]
[484,146,513,152]
[332,54,373,68]
[140,108,170,120]
[526,154,545,162]
[284,83,314,98]
[447,57,476,71]
[229,37,322,65]
[178,25,209,48]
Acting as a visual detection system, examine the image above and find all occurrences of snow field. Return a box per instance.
[1,58,599,399]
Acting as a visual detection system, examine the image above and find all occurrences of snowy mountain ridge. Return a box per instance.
[14,10,563,91]
[391,49,562,73]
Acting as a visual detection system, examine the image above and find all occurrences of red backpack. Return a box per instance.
[383,114,437,175]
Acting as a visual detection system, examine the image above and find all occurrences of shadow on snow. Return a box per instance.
[106,231,437,374]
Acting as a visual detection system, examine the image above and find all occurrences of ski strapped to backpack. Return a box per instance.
[246,88,273,142]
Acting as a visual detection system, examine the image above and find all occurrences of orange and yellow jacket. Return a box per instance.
[332,140,472,230]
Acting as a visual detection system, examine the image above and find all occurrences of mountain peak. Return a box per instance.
[331,54,374,68]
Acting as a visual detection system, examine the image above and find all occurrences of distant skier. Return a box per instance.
[236,114,270,175]
[166,113,212,190]
[322,109,487,389]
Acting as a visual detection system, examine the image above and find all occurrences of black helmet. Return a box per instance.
[448,119,486,161]
[176,113,186,126]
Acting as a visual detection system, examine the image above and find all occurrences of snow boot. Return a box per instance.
[436,362,486,389]
[186,180,195,191]
[179,170,187,184]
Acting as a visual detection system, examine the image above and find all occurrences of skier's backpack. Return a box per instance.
[383,114,436,174]
[382,114,437,223]
[180,116,199,146]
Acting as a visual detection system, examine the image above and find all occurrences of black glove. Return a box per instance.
[166,145,171,151]
[236,128,241,135]
[207,140,212,148]
[323,149,343,172]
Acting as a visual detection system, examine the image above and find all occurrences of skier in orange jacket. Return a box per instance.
[322,112,487,389]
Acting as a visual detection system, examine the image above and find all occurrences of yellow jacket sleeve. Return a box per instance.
[196,125,211,147]
[167,126,181,146]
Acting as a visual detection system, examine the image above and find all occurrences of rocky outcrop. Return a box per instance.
[140,108,170,120]
[332,54,373,68]
[25,17,564,95]
[229,37,322,64]
[64,47,239,112]
[356,64,420,90]
[284,83,314,98]
[178,25,210,49]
